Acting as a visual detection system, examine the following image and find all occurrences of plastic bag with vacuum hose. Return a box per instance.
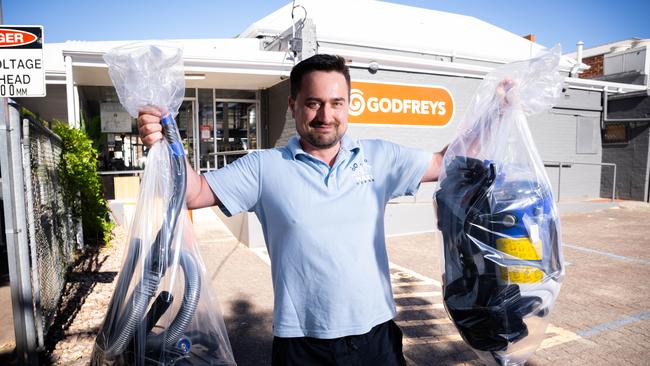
[91,43,236,366]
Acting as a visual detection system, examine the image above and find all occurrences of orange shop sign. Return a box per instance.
[348,81,454,127]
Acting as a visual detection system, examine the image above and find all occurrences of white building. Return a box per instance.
[16,0,646,245]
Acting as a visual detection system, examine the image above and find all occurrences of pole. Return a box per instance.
[1,103,39,366]
[0,4,39,364]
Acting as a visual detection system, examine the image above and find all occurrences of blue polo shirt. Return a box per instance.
[204,135,431,338]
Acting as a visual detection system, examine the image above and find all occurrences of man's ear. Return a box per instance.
[288,96,296,118]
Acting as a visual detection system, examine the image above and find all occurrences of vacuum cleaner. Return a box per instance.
[435,156,563,364]
[433,46,566,365]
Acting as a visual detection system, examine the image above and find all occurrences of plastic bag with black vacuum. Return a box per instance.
[434,45,566,366]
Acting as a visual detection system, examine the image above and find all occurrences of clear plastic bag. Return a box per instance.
[92,43,236,365]
[434,46,565,366]
[102,42,185,118]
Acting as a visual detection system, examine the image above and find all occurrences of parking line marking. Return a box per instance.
[393,291,441,299]
[564,243,650,265]
[404,334,463,345]
[396,304,445,311]
[389,262,441,287]
[392,280,438,288]
[389,262,588,355]
[393,290,440,299]
[539,324,583,350]
[396,319,452,327]
[253,250,586,353]
[577,310,650,337]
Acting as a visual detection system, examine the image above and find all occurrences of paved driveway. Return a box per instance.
[385,201,650,366]
[3,202,648,365]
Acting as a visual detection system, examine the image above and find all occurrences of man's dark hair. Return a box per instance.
[289,54,351,99]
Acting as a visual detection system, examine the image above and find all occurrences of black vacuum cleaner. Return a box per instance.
[436,156,563,363]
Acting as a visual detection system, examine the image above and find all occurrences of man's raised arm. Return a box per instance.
[421,146,447,183]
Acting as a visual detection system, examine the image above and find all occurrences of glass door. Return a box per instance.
[197,92,216,172]
[214,99,258,168]
[176,99,197,169]
[247,103,258,150]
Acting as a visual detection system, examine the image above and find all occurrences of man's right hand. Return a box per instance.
[137,107,164,147]
[137,107,220,209]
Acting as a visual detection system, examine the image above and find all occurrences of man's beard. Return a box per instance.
[304,121,343,148]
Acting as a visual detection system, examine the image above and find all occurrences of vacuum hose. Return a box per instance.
[97,114,201,363]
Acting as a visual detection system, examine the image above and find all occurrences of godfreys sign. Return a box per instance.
[348,81,454,127]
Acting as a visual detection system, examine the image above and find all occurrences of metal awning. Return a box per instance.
[61,50,292,89]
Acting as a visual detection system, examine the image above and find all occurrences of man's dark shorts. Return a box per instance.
[272,320,407,366]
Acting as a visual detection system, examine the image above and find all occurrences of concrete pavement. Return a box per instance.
[199,201,650,365]
[383,201,650,366]
[2,200,649,365]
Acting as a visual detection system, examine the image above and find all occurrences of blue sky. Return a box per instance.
[4,0,649,53]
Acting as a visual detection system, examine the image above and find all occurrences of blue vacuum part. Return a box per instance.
[161,114,185,158]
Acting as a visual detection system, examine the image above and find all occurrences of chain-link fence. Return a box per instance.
[1,102,81,361]
[22,113,81,345]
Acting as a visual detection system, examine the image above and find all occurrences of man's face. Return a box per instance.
[289,71,349,150]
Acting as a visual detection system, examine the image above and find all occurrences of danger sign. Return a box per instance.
[0,26,45,97]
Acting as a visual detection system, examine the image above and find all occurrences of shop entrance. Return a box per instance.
[197,98,258,171]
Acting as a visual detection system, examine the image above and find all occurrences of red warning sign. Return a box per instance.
[0,29,38,47]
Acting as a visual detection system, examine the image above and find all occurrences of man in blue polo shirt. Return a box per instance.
[138,54,445,365]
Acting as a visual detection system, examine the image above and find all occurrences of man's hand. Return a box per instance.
[495,78,515,108]
[136,106,220,209]
[137,107,163,147]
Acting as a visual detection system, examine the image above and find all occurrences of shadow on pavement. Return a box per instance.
[224,295,273,366]
[41,247,117,361]
[0,348,17,366]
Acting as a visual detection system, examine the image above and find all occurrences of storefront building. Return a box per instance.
[16,1,647,245]
[567,38,650,202]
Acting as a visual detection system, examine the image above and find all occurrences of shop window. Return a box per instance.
[102,133,145,171]
[88,86,260,173]
[177,99,196,168]
[198,89,215,171]
[602,123,629,144]
[96,99,145,172]
[213,100,258,168]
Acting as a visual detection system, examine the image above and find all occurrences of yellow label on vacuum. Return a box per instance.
[497,237,543,283]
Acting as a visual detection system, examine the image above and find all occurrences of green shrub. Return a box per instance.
[52,121,114,245]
